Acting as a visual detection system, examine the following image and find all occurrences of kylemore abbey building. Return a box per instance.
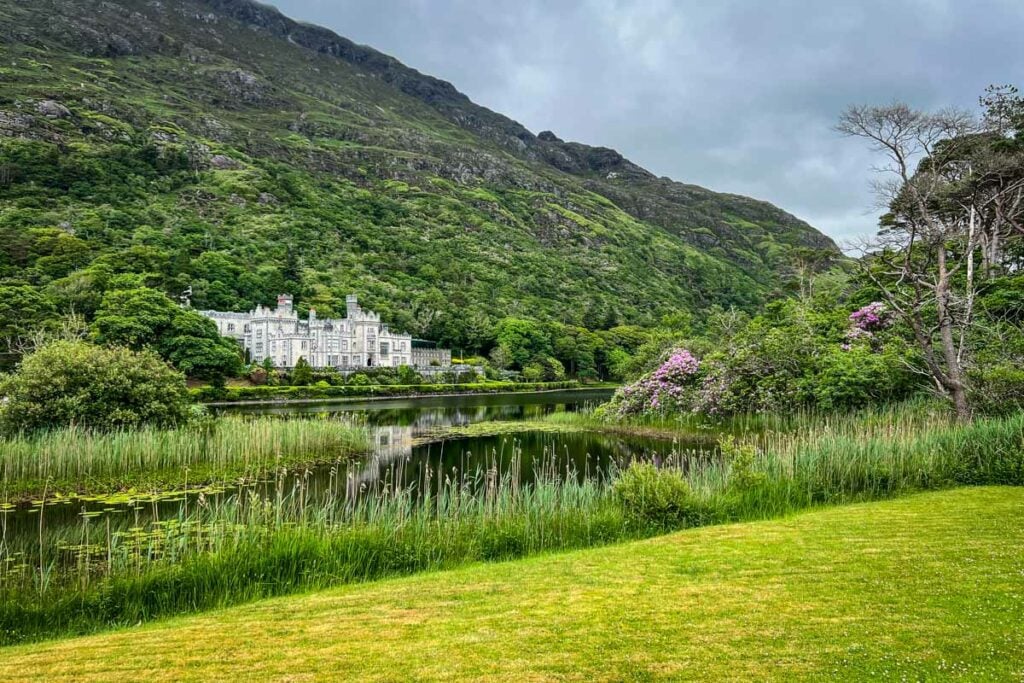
[201,294,451,370]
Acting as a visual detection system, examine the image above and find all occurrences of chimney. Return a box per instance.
[346,294,359,317]
[277,294,293,313]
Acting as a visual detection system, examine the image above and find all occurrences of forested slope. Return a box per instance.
[0,0,836,350]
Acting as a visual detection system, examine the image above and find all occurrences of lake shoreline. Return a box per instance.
[202,384,618,407]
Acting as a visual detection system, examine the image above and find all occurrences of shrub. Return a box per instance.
[609,348,700,416]
[0,340,190,434]
[810,346,917,411]
[290,357,313,386]
[397,365,422,385]
[521,364,544,382]
[968,364,1024,416]
[347,372,371,386]
[248,366,269,386]
[720,435,766,491]
[612,462,704,530]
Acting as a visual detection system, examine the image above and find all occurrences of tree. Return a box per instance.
[494,318,551,369]
[838,103,979,418]
[0,284,55,350]
[91,286,242,380]
[0,340,190,434]
[291,356,313,385]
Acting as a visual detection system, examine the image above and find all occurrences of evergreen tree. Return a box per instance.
[291,356,313,385]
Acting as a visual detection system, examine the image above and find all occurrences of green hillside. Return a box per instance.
[0,0,836,351]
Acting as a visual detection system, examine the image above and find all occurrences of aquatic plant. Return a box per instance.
[0,405,1020,645]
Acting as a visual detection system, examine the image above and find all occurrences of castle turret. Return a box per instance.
[346,294,360,318]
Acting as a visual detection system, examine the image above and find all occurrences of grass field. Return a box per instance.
[2,487,1020,681]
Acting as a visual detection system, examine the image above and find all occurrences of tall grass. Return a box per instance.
[690,409,1024,520]
[0,453,628,644]
[0,417,370,497]
[543,397,955,435]
[0,405,1021,646]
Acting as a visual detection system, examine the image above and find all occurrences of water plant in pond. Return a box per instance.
[0,406,1021,645]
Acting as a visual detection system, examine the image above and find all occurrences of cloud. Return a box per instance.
[270,0,1024,243]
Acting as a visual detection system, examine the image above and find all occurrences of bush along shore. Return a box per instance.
[191,380,584,404]
[0,405,1021,645]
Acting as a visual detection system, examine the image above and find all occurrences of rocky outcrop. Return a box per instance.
[0,111,34,136]
[36,100,72,118]
[209,154,241,169]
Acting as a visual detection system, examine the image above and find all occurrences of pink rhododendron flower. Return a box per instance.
[612,348,701,416]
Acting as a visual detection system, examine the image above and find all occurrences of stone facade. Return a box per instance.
[201,294,444,370]
[410,341,452,368]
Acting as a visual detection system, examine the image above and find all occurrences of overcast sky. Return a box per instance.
[270,0,1024,244]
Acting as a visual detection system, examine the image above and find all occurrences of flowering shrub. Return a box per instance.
[843,302,893,350]
[610,348,700,416]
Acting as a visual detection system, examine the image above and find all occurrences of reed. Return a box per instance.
[0,416,371,498]
[0,405,1021,646]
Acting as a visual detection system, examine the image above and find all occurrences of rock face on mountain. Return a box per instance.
[0,0,836,348]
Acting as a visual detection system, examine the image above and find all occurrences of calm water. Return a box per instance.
[2,389,717,554]
[213,388,617,423]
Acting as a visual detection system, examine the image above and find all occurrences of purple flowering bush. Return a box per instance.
[609,348,701,416]
[849,302,892,332]
[843,302,893,350]
[601,299,921,419]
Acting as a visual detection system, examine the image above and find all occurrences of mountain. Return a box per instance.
[0,0,837,351]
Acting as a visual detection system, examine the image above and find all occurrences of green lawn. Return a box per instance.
[1,487,1021,681]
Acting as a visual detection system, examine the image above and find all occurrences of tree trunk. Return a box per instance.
[936,245,971,420]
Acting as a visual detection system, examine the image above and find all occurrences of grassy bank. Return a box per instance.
[426,399,970,444]
[0,408,1021,645]
[0,417,370,499]
[192,380,584,404]
[2,487,1022,681]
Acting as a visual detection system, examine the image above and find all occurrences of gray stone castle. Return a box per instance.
[201,294,451,370]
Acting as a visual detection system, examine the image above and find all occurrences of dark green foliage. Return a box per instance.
[0,284,54,343]
[190,380,580,402]
[91,286,243,380]
[495,318,553,369]
[612,462,706,530]
[968,365,1024,416]
[979,275,1024,323]
[0,340,190,434]
[698,298,919,414]
[397,365,423,385]
[290,357,313,386]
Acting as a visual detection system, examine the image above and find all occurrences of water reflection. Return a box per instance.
[215,388,616,427]
[2,390,720,556]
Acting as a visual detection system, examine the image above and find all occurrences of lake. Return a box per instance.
[1,389,716,560]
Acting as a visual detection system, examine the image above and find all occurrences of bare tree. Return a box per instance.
[838,103,978,418]
[5,312,88,356]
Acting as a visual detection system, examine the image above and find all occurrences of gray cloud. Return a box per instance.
[270,0,1024,243]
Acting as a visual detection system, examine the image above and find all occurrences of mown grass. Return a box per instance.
[1,487,1021,681]
[0,416,370,499]
[0,407,1020,646]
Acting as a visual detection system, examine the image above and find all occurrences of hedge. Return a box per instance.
[191,381,582,403]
